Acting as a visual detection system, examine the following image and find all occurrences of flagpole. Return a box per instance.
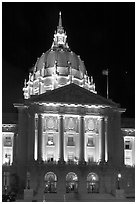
[107,69,109,99]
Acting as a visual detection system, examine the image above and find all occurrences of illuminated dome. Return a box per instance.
[35,47,86,75]
[23,12,96,99]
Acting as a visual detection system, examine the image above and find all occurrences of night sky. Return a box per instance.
[2,2,135,118]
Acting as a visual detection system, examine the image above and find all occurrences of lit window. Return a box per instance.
[87,137,94,147]
[67,137,75,146]
[47,137,54,146]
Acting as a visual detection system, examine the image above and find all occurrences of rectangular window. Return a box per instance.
[124,141,132,150]
[125,144,130,149]
[47,137,54,146]
[87,137,94,147]
[67,137,75,146]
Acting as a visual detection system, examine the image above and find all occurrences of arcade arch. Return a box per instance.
[87,172,99,193]
[44,172,57,193]
[66,172,78,193]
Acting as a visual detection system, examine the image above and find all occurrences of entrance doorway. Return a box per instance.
[87,172,99,193]
[44,172,57,193]
[66,172,78,193]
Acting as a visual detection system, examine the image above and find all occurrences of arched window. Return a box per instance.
[66,172,78,193]
[44,172,57,193]
[87,172,99,193]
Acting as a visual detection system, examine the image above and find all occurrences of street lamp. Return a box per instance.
[26,172,30,189]
[117,173,121,189]
[4,172,9,194]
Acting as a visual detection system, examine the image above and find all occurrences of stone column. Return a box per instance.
[104,117,108,162]
[79,116,85,163]
[59,115,64,162]
[37,114,43,162]
[27,112,35,162]
[100,117,105,162]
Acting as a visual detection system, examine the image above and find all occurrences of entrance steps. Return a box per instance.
[32,193,134,202]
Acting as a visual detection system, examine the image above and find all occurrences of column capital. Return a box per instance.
[100,116,105,120]
[59,114,64,118]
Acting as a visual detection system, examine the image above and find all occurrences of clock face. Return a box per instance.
[88,120,94,131]
[58,36,64,44]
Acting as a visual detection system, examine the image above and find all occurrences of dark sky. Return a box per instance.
[2,2,135,117]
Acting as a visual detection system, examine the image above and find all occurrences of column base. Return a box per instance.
[115,189,125,199]
[79,160,86,165]
[24,189,33,201]
[58,159,65,165]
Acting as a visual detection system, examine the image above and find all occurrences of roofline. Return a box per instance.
[27,83,119,107]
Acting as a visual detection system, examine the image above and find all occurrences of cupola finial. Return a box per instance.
[57,11,64,33]
[59,11,62,28]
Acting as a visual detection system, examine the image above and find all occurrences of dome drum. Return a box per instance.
[36,66,84,79]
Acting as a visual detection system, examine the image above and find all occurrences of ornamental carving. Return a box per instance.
[85,118,99,133]
[65,117,78,132]
[87,120,94,131]
[43,116,58,132]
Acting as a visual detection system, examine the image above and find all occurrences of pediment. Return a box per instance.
[27,83,118,107]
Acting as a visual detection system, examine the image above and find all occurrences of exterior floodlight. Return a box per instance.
[118,173,121,179]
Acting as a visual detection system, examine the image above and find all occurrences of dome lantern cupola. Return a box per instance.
[23,12,96,99]
[52,12,68,48]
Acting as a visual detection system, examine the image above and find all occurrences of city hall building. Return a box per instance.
[2,13,135,201]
